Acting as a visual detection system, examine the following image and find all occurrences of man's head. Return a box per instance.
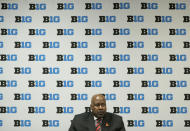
[90,94,107,119]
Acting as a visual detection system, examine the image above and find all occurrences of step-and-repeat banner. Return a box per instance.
[0,0,190,131]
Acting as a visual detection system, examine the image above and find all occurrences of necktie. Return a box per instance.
[96,118,102,131]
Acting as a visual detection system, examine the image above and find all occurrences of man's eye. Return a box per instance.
[95,104,105,107]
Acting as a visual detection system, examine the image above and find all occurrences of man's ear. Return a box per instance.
[90,104,93,111]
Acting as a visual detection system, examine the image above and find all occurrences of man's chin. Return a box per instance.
[97,113,105,118]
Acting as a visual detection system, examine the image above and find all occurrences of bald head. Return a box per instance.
[91,94,105,105]
[90,94,106,118]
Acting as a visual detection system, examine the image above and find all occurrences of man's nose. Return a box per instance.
[99,105,103,109]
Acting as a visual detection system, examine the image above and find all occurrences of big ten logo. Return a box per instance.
[113,107,130,114]
[127,41,144,48]
[42,93,60,100]
[155,16,172,23]
[70,67,88,74]
[1,3,18,10]
[184,41,190,48]
[99,16,116,22]
[0,54,17,61]
[85,54,102,61]
[71,94,88,100]
[0,16,4,22]
[56,80,74,87]
[14,93,31,100]
[184,68,190,74]
[85,80,102,87]
[113,80,130,87]
[28,80,46,87]
[0,67,3,74]
[169,29,186,35]
[28,54,46,61]
[56,107,74,113]
[99,67,116,74]
[0,120,2,126]
[156,94,173,100]
[169,54,186,61]
[127,67,144,74]
[85,107,91,112]
[42,120,59,127]
[103,93,116,100]
[127,120,145,127]
[99,41,116,48]
[85,28,102,35]
[141,54,158,61]
[184,94,190,100]
[141,80,159,88]
[14,67,31,74]
[155,67,173,74]
[71,41,88,48]
[57,54,74,61]
[15,41,32,48]
[170,107,188,114]
[43,41,60,48]
[43,16,60,23]
[42,67,60,74]
[169,3,186,10]
[156,120,173,127]
[71,16,88,23]
[155,41,172,48]
[127,15,144,22]
[57,29,74,35]
[85,3,102,10]
[0,106,17,113]
[170,80,187,88]
[14,120,31,127]
[113,2,130,9]
[184,120,190,127]
[0,93,3,100]
[0,80,17,87]
[127,94,144,100]
[29,3,46,10]
[113,28,130,35]
[141,28,158,35]
[141,2,158,9]
[57,3,74,10]
[15,16,32,23]
[113,54,130,61]
[28,107,45,114]
[0,42,3,48]
[0,28,18,35]
[141,107,159,114]
[183,16,190,23]
[28,29,46,35]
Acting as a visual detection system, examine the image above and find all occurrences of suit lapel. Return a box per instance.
[88,112,96,131]
[87,112,113,131]
[101,113,112,131]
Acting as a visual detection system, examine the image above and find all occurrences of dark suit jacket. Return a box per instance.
[69,112,126,131]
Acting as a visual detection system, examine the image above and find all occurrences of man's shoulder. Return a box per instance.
[105,112,123,119]
[73,112,123,120]
[74,112,92,120]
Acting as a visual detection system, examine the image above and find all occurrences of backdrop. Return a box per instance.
[0,0,190,131]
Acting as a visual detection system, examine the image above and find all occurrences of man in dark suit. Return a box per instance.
[69,94,126,131]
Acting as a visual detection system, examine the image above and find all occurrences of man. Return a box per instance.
[69,94,126,131]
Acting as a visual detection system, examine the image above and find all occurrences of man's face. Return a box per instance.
[91,95,107,118]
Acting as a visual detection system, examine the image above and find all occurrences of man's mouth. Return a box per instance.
[97,112,104,116]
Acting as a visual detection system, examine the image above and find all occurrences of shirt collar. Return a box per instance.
[93,115,103,121]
